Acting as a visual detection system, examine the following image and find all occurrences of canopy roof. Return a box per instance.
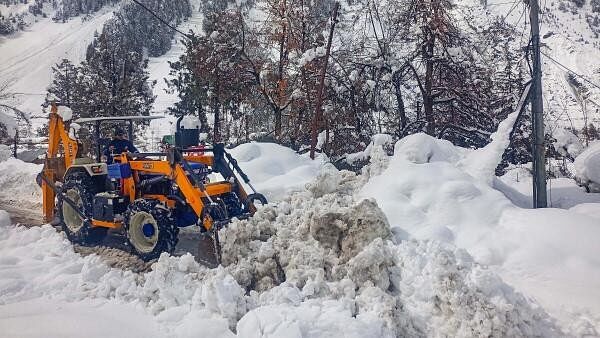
[73,116,164,123]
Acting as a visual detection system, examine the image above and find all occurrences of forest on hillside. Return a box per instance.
[2,0,599,171]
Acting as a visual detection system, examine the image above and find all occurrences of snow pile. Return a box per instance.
[227,142,326,201]
[552,128,584,159]
[0,157,42,204]
[345,133,393,165]
[0,162,564,337]
[219,168,560,337]
[0,222,238,336]
[361,133,600,333]
[574,141,600,191]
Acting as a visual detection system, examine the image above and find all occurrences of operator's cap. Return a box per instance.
[114,127,126,136]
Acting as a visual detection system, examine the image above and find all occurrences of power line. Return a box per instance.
[129,0,192,39]
[541,51,600,92]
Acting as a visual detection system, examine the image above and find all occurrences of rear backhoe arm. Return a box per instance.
[42,102,79,222]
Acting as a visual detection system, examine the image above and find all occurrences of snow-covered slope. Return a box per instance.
[145,0,204,140]
[499,0,600,130]
[0,6,114,123]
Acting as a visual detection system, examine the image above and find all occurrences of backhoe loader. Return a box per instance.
[39,102,267,266]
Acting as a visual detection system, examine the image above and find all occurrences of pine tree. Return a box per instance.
[80,32,155,118]
[46,59,80,110]
[166,35,210,133]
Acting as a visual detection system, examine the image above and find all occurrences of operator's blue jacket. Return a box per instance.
[104,138,138,163]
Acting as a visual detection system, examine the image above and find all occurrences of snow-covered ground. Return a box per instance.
[0,135,599,336]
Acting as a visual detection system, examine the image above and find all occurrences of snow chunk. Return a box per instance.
[394,133,463,164]
[0,158,42,206]
[552,127,584,159]
[574,141,600,190]
[57,106,73,122]
[298,46,326,67]
[179,115,201,130]
[345,134,393,165]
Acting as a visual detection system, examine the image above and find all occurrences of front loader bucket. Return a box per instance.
[196,231,222,268]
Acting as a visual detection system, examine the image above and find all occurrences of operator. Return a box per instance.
[103,127,138,164]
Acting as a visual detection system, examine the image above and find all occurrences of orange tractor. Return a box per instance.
[39,102,266,265]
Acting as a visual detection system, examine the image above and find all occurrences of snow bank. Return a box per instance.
[0,158,42,204]
[0,144,12,162]
[574,141,600,191]
[227,142,326,201]
[361,133,600,333]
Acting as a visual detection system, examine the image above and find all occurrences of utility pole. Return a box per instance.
[530,0,547,208]
[310,2,339,160]
[13,129,18,158]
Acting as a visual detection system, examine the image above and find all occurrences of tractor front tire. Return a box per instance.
[58,172,107,245]
[125,199,179,261]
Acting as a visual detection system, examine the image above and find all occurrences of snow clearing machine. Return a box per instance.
[38,102,267,266]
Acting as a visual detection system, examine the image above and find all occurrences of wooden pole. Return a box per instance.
[530,0,547,208]
[310,2,339,160]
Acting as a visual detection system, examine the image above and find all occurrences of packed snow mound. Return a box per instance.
[228,142,326,201]
[574,141,600,191]
[0,158,42,204]
[361,133,600,333]
[217,168,560,337]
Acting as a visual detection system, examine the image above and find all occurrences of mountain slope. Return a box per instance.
[0,6,114,123]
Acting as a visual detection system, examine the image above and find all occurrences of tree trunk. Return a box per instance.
[212,94,220,143]
[275,107,282,141]
[392,71,408,133]
[423,34,435,135]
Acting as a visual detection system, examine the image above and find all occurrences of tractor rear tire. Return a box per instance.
[125,199,179,261]
[58,172,107,245]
